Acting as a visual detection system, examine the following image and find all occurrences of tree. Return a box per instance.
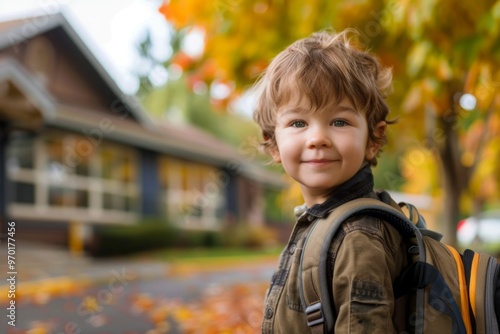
[158,0,500,245]
[158,0,386,95]
[379,0,500,243]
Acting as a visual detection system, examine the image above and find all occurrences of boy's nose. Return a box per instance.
[306,126,332,148]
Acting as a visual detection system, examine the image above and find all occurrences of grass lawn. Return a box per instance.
[148,246,282,261]
[137,247,282,274]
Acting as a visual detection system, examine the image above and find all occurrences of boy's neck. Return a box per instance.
[305,163,374,219]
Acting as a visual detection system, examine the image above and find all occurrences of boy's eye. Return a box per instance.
[332,120,348,127]
[290,120,306,128]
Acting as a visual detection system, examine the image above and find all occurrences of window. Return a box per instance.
[7,132,36,206]
[74,138,91,176]
[48,187,90,208]
[103,193,137,212]
[101,147,135,182]
[99,143,137,214]
[75,189,89,208]
[103,192,121,210]
[45,135,64,167]
[48,186,66,207]
[8,133,34,170]
[180,163,189,191]
[45,134,93,177]
[7,129,139,222]
[13,182,35,204]
[158,156,225,228]
[124,196,137,212]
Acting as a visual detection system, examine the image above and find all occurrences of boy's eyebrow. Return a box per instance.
[336,104,359,113]
[278,104,359,117]
[277,107,309,117]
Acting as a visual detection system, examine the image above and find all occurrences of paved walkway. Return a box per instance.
[5,240,168,278]
[0,240,170,304]
[1,241,276,333]
[0,240,277,305]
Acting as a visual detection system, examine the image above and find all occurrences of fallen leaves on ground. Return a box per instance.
[12,280,269,334]
[7,258,274,334]
[130,282,269,333]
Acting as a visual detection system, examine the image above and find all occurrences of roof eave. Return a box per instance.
[0,12,154,129]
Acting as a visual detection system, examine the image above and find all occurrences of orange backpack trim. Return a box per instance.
[469,251,480,318]
[446,245,473,334]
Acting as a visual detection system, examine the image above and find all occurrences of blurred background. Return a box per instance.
[0,0,500,333]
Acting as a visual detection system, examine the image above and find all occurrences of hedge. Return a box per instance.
[86,219,279,257]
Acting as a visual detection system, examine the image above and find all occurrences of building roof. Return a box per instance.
[0,12,153,127]
[0,12,285,189]
[0,58,56,130]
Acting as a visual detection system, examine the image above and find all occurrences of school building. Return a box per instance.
[0,13,285,248]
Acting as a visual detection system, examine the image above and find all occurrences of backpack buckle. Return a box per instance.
[305,302,324,327]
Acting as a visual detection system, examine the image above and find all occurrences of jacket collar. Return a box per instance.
[301,163,374,220]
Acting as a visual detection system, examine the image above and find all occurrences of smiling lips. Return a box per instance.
[303,159,338,165]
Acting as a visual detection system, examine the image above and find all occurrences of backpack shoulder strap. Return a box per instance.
[299,197,424,334]
[377,190,429,230]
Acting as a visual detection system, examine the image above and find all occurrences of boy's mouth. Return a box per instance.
[303,159,338,164]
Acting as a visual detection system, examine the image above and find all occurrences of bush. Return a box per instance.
[86,217,282,258]
[220,225,279,249]
[87,219,174,257]
[87,218,227,257]
[172,229,223,249]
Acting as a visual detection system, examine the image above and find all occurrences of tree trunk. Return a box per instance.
[438,115,468,246]
[440,168,461,245]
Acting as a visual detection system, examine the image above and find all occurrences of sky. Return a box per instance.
[0,0,173,94]
[0,0,252,116]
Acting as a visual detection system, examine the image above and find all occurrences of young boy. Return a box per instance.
[253,29,407,333]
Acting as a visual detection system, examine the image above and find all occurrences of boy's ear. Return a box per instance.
[270,146,282,163]
[365,121,387,160]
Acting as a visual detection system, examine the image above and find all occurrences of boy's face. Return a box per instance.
[271,96,384,207]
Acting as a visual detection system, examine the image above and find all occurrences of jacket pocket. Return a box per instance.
[349,280,390,334]
[286,246,304,312]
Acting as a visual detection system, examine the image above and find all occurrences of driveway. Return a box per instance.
[1,241,276,333]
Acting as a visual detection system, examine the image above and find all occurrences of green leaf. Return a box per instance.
[406,40,432,77]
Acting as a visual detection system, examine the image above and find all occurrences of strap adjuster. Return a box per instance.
[305,302,324,327]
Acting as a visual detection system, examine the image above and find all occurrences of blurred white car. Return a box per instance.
[457,210,500,248]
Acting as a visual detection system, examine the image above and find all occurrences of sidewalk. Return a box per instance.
[0,240,170,304]
[0,240,279,305]
[1,241,277,333]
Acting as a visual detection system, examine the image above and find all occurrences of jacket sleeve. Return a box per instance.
[332,218,404,334]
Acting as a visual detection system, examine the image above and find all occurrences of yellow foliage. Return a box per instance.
[81,295,102,313]
[159,0,214,30]
[436,55,453,81]
[27,327,49,334]
[277,175,304,214]
[402,82,423,113]
[159,0,500,210]
[160,0,391,89]
[470,139,500,200]
[473,63,498,109]
[401,146,440,196]
[168,282,268,333]
[174,305,193,321]
[131,293,155,313]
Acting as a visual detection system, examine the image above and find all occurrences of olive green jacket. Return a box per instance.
[262,166,407,333]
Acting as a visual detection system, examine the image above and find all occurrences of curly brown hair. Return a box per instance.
[252,28,395,166]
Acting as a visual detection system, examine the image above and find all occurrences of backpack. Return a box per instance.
[299,195,500,334]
